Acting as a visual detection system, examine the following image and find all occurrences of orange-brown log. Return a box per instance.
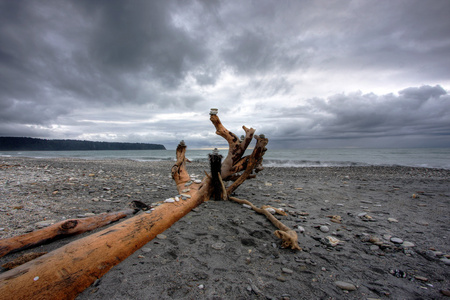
[0,209,135,258]
[229,196,301,250]
[0,182,212,300]
[171,142,192,193]
[226,135,268,195]
[210,114,255,180]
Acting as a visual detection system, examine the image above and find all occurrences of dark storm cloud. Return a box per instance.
[0,0,210,127]
[266,85,450,148]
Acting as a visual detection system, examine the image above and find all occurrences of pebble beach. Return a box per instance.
[1,157,449,299]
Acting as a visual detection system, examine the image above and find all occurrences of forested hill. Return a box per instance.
[0,137,166,151]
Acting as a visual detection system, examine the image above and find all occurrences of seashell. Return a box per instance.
[325,236,341,247]
[164,198,175,203]
[328,215,342,223]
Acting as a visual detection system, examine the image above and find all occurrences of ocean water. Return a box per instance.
[1,148,449,169]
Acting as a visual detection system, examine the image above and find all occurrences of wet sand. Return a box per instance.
[1,157,449,299]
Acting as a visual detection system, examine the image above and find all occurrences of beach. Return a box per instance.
[1,157,449,299]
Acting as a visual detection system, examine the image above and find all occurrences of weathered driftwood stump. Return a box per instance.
[0,109,299,300]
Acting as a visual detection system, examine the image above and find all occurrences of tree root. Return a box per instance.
[229,197,301,250]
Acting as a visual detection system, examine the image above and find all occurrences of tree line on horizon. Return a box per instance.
[0,137,166,151]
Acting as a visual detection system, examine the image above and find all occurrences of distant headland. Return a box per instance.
[0,137,166,151]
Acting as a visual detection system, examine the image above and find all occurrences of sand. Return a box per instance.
[1,157,449,299]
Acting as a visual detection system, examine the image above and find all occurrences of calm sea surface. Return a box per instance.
[1,148,449,169]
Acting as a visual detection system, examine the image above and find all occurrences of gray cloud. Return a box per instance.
[265,85,450,148]
[0,1,449,149]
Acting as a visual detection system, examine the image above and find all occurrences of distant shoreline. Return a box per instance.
[0,136,166,151]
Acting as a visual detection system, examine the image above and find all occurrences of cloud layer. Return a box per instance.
[1,0,449,149]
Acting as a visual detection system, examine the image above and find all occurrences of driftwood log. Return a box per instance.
[0,209,135,258]
[0,109,300,299]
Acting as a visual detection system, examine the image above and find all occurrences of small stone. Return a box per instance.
[198,284,204,289]
[320,225,330,233]
[276,276,287,282]
[281,268,294,274]
[390,269,407,278]
[383,234,392,241]
[416,221,429,226]
[390,237,403,244]
[265,207,276,214]
[194,179,202,184]
[370,245,379,251]
[322,236,340,247]
[34,276,39,281]
[181,189,190,193]
[440,290,450,296]
[265,182,272,186]
[137,255,145,259]
[414,275,428,282]
[0,228,4,231]
[92,198,100,202]
[369,236,381,244]
[297,226,305,233]
[242,204,252,209]
[401,241,415,248]
[164,198,175,203]
[156,234,167,240]
[440,257,450,265]
[141,248,151,253]
[211,242,226,250]
[334,281,357,291]
[35,220,56,228]
[388,218,399,223]
[329,215,342,223]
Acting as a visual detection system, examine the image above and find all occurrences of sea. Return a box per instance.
[1,148,450,170]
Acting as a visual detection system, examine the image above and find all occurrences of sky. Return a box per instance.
[1,0,450,150]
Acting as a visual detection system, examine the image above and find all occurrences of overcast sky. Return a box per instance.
[1,0,449,149]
